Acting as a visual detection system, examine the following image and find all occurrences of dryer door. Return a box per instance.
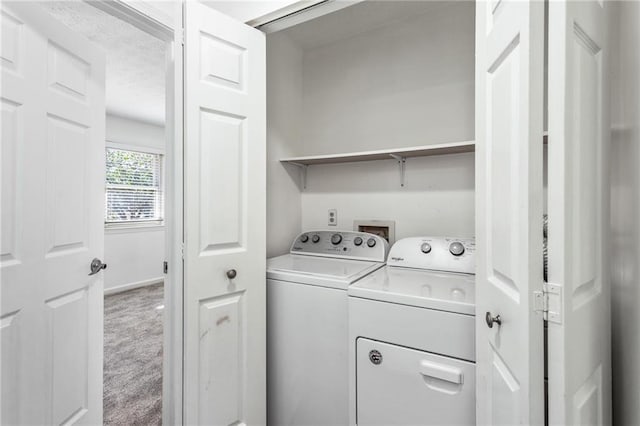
[356,338,475,426]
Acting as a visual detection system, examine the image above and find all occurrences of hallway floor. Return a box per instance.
[104,283,164,425]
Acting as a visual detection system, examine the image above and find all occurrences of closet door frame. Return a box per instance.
[90,1,184,424]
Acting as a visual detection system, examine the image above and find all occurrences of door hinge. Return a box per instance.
[534,283,562,324]
[178,28,184,46]
[163,261,168,274]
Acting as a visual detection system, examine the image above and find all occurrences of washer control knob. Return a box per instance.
[300,234,309,243]
[331,234,342,245]
[353,236,363,246]
[420,243,432,254]
[449,242,465,256]
[367,238,377,248]
[311,234,320,243]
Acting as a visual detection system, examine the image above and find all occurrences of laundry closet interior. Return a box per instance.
[264,0,476,256]
[263,1,480,424]
[262,0,609,424]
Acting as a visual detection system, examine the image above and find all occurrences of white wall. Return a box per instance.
[104,114,165,292]
[300,1,475,156]
[266,32,304,257]
[610,2,640,425]
[106,114,164,150]
[301,153,475,239]
[298,2,475,240]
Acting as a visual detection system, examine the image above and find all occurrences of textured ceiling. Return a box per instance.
[282,1,460,50]
[39,1,166,126]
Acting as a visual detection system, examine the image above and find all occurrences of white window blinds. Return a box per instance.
[105,147,164,225]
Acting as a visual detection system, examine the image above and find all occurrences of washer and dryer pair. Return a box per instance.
[267,231,476,426]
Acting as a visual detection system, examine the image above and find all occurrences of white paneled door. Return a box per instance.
[1,2,105,425]
[475,0,545,424]
[547,1,611,424]
[183,2,266,425]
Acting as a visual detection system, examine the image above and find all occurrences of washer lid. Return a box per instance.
[267,254,383,287]
[348,266,475,315]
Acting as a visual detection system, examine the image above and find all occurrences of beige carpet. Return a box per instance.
[104,283,163,425]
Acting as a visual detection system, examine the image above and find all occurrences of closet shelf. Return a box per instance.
[280,141,475,189]
[280,140,475,166]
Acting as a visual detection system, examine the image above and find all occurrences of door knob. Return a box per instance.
[226,269,237,279]
[88,258,107,276]
[485,312,502,328]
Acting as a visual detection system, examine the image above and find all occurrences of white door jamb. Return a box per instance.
[84,1,184,424]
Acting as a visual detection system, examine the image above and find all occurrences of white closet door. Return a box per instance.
[475,1,545,424]
[0,2,105,425]
[547,1,611,424]
[182,3,266,425]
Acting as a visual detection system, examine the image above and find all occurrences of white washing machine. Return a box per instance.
[348,236,476,426]
[267,230,389,426]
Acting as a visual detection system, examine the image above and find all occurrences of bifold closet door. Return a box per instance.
[547,1,612,424]
[0,2,106,424]
[474,0,545,424]
[182,2,267,425]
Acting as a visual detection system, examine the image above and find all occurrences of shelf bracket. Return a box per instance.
[389,154,406,187]
[289,162,308,190]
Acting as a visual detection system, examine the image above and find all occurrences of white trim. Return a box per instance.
[105,222,164,233]
[90,0,174,40]
[85,1,183,425]
[106,140,165,156]
[251,0,365,33]
[248,0,325,28]
[163,4,184,424]
[104,277,164,296]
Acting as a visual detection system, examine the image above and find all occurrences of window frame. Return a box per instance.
[104,141,165,230]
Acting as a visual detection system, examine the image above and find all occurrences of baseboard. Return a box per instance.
[104,277,164,296]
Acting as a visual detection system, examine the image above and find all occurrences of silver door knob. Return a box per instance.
[485,312,502,328]
[88,258,107,276]
[226,269,237,279]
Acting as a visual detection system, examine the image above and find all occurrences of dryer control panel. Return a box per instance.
[387,237,475,274]
[290,231,389,262]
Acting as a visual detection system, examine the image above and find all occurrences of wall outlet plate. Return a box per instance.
[328,209,337,226]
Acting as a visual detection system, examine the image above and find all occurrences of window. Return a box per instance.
[105,147,164,226]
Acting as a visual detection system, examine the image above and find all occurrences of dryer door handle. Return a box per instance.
[419,360,463,384]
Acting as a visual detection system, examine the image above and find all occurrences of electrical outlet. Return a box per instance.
[328,209,337,226]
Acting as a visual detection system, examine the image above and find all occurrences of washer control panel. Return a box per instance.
[290,231,389,262]
[387,237,475,274]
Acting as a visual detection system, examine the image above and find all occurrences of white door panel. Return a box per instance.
[1,2,105,425]
[547,1,611,424]
[475,1,545,424]
[183,3,266,425]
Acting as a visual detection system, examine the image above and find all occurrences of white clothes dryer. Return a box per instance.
[348,236,476,426]
[267,230,389,426]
